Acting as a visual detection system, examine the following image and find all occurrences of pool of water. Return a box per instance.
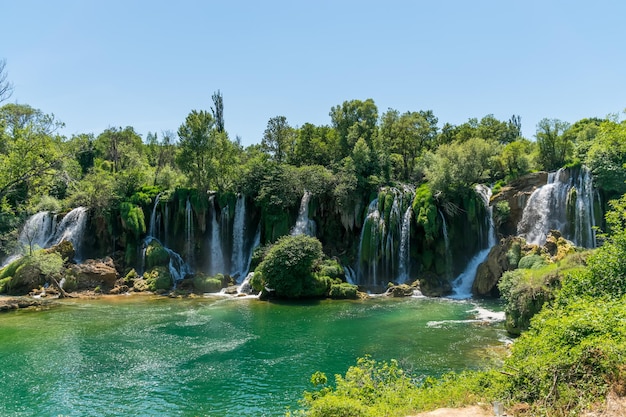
[0,295,506,416]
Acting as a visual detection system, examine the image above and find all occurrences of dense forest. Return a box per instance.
[3,56,626,415]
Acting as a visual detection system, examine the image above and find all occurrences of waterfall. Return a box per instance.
[356,186,415,288]
[185,198,194,267]
[3,207,89,266]
[231,195,247,278]
[518,167,597,247]
[148,194,161,238]
[439,210,452,280]
[49,207,89,261]
[450,185,495,299]
[397,206,412,283]
[141,196,190,282]
[243,226,261,281]
[208,196,225,275]
[357,198,383,286]
[20,211,57,251]
[291,191,316,236]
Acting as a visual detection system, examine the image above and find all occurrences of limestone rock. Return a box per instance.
[419,272,452,297]
[491,172,548,237]
[472,236,525,297]
[70,257,118,289]
[385,284,414,297]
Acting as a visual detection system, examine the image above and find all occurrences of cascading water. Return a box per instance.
[208,196,225,276]
[449,185,495,299]
[356,186,415,287]
[396,205,413,283]
[291,191,316,236]
[230,195,247,278]
[518,167,597,248]
[3,207,89,266]
[439,210,452,281]
[185,198,194,268]
[141,196,190,282]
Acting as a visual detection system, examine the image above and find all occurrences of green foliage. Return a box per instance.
[328,283,358,299]
[120,202,146,239]
[494,200,511,228]
[254,234,325,298]
[0,250,64,294]
[317,259,345,280]
[498,297,626,414]
[424,137,499,197]
[412,184,438,242]
[145,240,170,269]
[535,118,572,171]
[193,274,223,293]
[143,266,172,292]
[585,118,626,195]
[517,254,546,270]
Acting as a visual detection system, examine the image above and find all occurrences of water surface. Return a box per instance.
[0,295,505,416]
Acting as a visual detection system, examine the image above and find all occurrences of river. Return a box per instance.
[0,295,506,416]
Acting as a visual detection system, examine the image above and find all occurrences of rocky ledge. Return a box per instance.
[0,296,51,312]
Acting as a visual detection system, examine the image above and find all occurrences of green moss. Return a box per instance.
[120,202,146,239]
[193,274,223,293]
[518,254,547,269]
[328,283,358,299]
[412,184,438,243]
[143,266,172,291]
[145,240,170,269]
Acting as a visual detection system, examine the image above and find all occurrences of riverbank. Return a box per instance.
[0,296,51,311]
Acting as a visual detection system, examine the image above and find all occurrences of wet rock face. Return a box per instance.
[491,172,548,237]
[472,236,525,297]
[70,257,118,289]
[419,272,452,297]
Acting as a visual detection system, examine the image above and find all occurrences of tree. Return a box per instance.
[211,90,224,133]
[0,59,13,104]
[535,118,572,171]
[330,99,378,158]
[253,234,325,298]
[585,118,626,195]
[261,115,295,163]
[94,126,144,173]
[378,109,438,179]
[176,110,216,194]
[0,104,66,204]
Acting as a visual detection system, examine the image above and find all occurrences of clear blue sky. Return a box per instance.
[2,0,625,146]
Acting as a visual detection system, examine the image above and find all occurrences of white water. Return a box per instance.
[230,195,247,278]
[439,210,452,280]
[449,185,495,299]
[208,196,225,275]
[185,198,194,267]
[518,167,597,248]
[148,194,161,238]
[141,196,190,282]
[3,207,89,266]
[291,191,316,236]
[397,206,412,283]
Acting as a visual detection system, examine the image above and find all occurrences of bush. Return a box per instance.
[517,254,546,269]
[328,283,358,299]
[143,266,172,292]
[120,202,146,239]
[255,234,325,298]
[145,240,170,269]
[193,274,223,293]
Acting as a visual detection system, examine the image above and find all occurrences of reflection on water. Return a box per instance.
[0,295,506,416]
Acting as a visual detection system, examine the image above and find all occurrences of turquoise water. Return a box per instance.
[0,295,506,416]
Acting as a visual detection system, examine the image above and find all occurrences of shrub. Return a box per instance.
[517,254,546,269]
[145,240,170,269]
[120,202,146,239]
[255,234,325,298]
[193,274,223,293]
[328,283,358,299]
[143,266,172,291]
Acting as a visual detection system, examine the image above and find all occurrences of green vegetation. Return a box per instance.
[296,200,626,416]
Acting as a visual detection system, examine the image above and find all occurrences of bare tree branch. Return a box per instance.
[0,58,14,104]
